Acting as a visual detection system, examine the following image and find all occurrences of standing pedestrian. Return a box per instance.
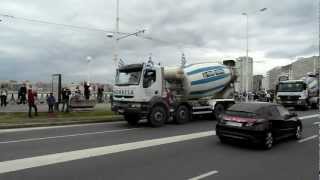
[28,87,38,118]
[47,93,56,113]
[97,85,104,103]
[61,87,71,112]
[84,82,90,100]
[0,85,8,107]
[20,84,27,104]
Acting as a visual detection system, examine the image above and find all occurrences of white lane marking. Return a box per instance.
[298,135,318,143]
[188,170,219,180]
[0,128,140,144]
[299,114,319,120]
[0,130,215,174]
[0,121,124,134]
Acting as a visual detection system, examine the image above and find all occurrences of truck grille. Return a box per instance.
[279,96,300,101]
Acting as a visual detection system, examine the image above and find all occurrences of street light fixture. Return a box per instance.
[241,7,267,102]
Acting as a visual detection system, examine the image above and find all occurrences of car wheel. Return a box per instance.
[263,132,273,149]
[174,105,190,124]
[218,136,227,144]
[148,106,167,127]
[294,125,302,140]
[124,114,140,126]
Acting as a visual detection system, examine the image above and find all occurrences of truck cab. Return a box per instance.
[276,80,309,109]
[112,63,169,126]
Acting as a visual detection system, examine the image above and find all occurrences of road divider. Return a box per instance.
[0,130,215,174]
[188,170,219,180]
[0,128,141,144]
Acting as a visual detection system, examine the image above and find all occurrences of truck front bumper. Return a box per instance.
[277,99,307,107]
[111,101,149,115]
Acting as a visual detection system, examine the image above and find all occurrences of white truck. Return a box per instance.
[276,73,319,109]
[111,60,237,127]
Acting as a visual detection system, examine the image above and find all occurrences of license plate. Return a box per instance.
[225,121,242,127]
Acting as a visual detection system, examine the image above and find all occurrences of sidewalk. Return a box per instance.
[0,103,110,113]
[0,103,123,129]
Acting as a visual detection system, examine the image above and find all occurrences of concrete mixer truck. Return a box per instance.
[111,60,237,127]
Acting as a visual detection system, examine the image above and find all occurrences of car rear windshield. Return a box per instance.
[225,110,257,118]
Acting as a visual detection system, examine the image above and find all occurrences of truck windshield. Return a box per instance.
[278,82,305,92]
[116,70,142,86]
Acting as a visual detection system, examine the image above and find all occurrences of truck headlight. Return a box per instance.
[299,95,306,100]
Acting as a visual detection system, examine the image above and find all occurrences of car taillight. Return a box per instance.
[222,115,259,126]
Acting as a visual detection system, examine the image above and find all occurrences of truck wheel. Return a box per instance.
[175,105,190,124]
[213,104,225,120]
[148,106,167,127]
[124,114,140,126]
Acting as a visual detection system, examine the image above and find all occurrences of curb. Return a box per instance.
[0,116,124,129]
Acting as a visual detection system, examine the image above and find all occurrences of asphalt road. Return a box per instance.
[0,109,318,180]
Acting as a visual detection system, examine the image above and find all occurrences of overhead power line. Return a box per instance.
[0,13,184,51]
[0,13,129,35]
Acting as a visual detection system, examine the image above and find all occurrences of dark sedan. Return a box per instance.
[216,102,302,149]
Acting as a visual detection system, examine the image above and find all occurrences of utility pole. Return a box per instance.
[318,0,320,112]
[241,8,267,102]
[86,56,92,83]
[113,0,120,65]
[245,14,249,102]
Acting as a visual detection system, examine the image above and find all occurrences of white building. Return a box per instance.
[235,56,253,93]
[265,56,319,90]
[261,76,269,91]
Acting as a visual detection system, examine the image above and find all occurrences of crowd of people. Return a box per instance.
[0,83,109,117]
[234,90,275,102]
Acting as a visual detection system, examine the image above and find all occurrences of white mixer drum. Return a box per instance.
[182,62,232,99]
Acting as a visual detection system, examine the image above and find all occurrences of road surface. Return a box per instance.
[0,109,318,180]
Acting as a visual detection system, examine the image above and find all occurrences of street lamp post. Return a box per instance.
[109,0,145,66]
[86,56,92,83]
[318,0,320,112]
[242,8,267,102]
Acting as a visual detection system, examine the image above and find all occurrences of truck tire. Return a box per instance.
[148,106,167,127]
[124,114,140,126]
[174,105,190,124]
[213,103,225,120]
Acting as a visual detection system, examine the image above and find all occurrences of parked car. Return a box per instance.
[216,102,302,149]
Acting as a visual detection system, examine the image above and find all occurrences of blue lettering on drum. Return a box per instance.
[191,74,229,86]
[186,66,224,76]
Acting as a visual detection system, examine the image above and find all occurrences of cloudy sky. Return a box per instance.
[0,0,318,84]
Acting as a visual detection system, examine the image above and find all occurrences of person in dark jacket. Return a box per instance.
[84,82,90,100]
[47,93,56,113]
[19,84,27,104]
[61,88,71,112]
[97,86,104,103]
[28,88,38,118]
[0,85,8,107]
